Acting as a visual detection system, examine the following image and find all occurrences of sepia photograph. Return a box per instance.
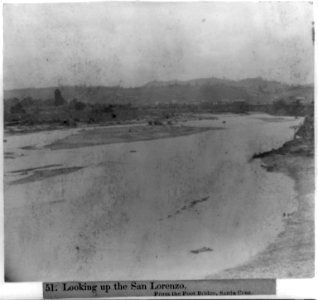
[2,1,315,282]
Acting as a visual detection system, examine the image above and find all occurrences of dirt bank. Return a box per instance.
[211,116,314,278]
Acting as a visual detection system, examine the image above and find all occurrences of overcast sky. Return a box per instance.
[3,2,314,90]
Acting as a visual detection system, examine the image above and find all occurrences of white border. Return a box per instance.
[0,0,317,299]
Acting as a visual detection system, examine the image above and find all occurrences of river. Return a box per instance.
[4,113,302,281]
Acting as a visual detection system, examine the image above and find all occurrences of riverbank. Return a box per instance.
[211,116,314,278]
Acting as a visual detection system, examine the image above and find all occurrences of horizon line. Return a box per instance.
[3,76,314,92]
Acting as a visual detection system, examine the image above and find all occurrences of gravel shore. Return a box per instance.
[211,116,314,278]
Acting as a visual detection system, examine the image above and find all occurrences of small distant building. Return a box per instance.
[295,96,305,103]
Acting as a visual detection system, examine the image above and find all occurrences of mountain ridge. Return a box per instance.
[4,77,314,105]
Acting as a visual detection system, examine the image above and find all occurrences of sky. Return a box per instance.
[3,1,314,90]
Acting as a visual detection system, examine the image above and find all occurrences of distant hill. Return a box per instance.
[4,77,314,106]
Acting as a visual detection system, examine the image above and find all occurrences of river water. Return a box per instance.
[4,113,302,281]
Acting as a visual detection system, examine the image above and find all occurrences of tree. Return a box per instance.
[273,99,287,111]
[21,97,35,107]
[10,102,25,114]
[54,89,66,106]
[290,99,304,117]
